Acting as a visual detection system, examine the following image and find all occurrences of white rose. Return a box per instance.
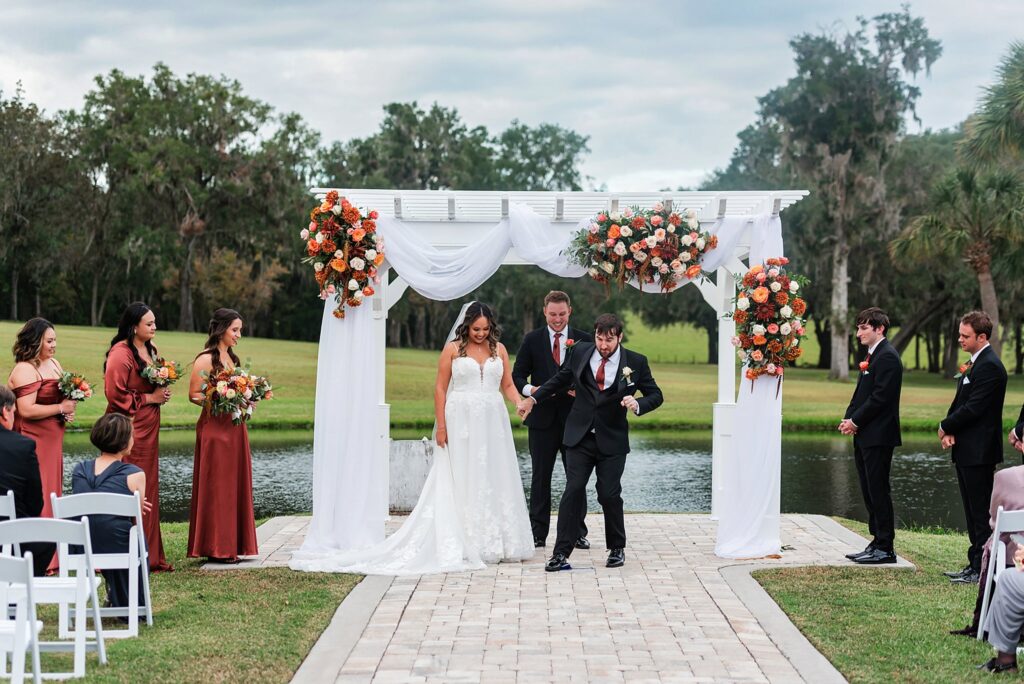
[770,281,782,292]
[354,290,364,300]
[300,229,309,239]
[685,209,697,220]
[244,389,253,399]
[652,201,664,212]
[225,388,237,399]
[793,339,800,347]
[315,232,325,243]
[365,249,377,261]
[331,204,343,215]
[651,256,663,267]
[667,225,676,233]
[736,296,750,311]
[695,238,706,250]
[789,281,799,292]
[350,257,366,271]
[313,262,324,272]
[752,325,766,336]
[348,279,359,291]
[614,242,627,256]
[680,251,691,262]
[623,207,634,218]
[334,250,343,258]
[601,261,615,274]
[620,226,632,238]
[686,218,699,230]
[681,234,693,246]
[635,251,648,262]
[780,305,793,317]
[610,212,622,222]
[780,323,792,335]
[645,236,657,248]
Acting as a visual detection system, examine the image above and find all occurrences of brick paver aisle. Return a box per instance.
[278,514,904,683]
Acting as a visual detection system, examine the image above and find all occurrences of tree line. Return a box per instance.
[3,8,1024,377]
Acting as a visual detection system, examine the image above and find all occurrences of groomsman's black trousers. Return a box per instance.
[853,442,896,552]
[956,463,996,573]
[553,433,626,558]
[528,425,587,542]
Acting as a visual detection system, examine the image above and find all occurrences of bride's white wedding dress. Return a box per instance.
[290,355,535,575]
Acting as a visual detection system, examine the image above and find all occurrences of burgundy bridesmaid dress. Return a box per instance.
[12,379,64,519]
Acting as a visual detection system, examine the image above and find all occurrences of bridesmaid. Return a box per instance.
[7,318,77,521]
[104,302,173,572]
[187,308,257,563]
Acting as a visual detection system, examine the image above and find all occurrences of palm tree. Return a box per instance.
[890,167,1023,356]
[960,41,1024,165]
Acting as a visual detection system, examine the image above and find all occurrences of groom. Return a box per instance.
[518,313,663,571]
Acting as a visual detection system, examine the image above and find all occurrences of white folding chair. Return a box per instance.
[0,492,16,557]
[978,506,1024,640]
[51,492,153,638]
[0,519,107,678]
[0,553,42,684]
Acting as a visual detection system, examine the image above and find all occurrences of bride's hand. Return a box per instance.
[435,427,447,448]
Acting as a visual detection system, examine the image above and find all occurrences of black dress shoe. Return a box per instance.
[977,657,1018,673]
[949,624,978,637]
[534,538,546,548]
[845,544,875,560]
[852,548,896,565]
[545,553,571,572]
[606,548,625,568]
[951,568,980,584]
[943,564,972,578]
[574,536,591,550]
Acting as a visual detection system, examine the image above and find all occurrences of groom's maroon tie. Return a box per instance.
[552,332,561,365]
[595,357,608,390]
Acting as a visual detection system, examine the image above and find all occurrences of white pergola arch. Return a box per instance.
[303,188,807,554]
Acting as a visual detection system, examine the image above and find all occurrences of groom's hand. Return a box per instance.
[516,396,536,418]
[621,396,639,414]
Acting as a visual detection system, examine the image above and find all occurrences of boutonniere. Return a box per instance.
[564,338,576,349]
[858,360,869,375]
[622,366,634,385]
[954,361,973,379]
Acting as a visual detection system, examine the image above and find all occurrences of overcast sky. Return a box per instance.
[1,1,1019,190]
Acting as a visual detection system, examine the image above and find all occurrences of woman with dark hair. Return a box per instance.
[7,318,77,523]
[186,308,257,563]
[72,413,151,609]
[291,301,533,575]
[104,302,173,572]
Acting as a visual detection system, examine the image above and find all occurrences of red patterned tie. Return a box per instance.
[553,332,561,365]
[595,357,608,390]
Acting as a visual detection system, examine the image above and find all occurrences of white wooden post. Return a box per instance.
[372,266,392,521]
[711,266,737,520]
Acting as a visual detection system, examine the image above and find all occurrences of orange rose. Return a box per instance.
[753,335,768,346]
[608,224,621,239]
[685,264,702,279]
[362,286,375,297]
[330,258,347,272]
[362,219,376,233]
[751,286,770,303]
[746,368,757,380]
[749,265,764,275]
[307,239,320,255]
[373,254,385,266]
[314,269,329,285]
[351,228,366,242]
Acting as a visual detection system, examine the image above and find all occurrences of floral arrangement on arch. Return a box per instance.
[302,190,385,319]
[729,257,809,383]
[566,203,718,292]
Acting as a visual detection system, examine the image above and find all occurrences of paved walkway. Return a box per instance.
[225,514,912,683]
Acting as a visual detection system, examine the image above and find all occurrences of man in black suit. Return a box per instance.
[518,313,663,571]
[838,307,903,565]
[512,290,593,549]
[939,310,1007,584]
[0,385,54,575]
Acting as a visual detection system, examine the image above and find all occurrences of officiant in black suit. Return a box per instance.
[939,310,1007,584]
[838,307,903,565]
[518,313,663,571]
[511,291,592,549]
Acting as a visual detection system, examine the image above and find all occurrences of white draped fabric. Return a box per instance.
[714,214,785,559]
[293,203,785,559]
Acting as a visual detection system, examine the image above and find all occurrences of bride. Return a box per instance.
[290,302,535,575]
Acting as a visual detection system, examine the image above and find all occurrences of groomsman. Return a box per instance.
[839,307,903,565]
[940,311,1007,584]
[512,291,592,549]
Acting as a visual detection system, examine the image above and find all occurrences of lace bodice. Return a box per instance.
[450,356,503,393]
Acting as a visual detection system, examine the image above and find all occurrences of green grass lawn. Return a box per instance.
[756,520,999,683]
[2,319,1021,433]
[34,521,358,682]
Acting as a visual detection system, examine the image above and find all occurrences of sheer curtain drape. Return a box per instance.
[294,204,784,559]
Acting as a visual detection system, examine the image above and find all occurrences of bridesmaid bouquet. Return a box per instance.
[58,371,94,401]
[201,367,274,425]
[141,358,182,386]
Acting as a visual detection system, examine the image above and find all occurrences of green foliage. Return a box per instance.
[960,41,1024,166]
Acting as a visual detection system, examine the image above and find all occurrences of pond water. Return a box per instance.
[60,430,1022,531]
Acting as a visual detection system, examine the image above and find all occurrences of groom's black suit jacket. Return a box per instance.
[511,326,591,431]
[531,342,663,455]
[844,339,903,449]
[941,345,1007,467]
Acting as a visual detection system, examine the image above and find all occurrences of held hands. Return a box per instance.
[837,419,857,436]
[516,397,536,419]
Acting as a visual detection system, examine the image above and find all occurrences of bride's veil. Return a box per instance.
[432,300,476,443]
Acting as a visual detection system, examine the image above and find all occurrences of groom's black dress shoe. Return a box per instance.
[845,544,875,560]
[852,548,896,565]
[574,537,591,550]
[944,564,972,578]
[977,657,1018,673]
[534,538,546,548]
[606,548,625,568]
[545,553,571,572]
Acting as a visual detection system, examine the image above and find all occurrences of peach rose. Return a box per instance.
[751,286,770,303]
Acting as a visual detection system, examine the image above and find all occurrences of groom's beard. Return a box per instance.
[599,347,619,360]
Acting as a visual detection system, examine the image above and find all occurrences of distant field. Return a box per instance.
[1,319,1019,432]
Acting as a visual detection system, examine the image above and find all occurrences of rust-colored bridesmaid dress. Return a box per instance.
[187,406,258,561]
[104,341,172,571]
[12,377,64,519]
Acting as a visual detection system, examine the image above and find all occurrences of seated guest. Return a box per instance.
[978,545,1024,673]
[0,385,54,575]
[71,413,150,609]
